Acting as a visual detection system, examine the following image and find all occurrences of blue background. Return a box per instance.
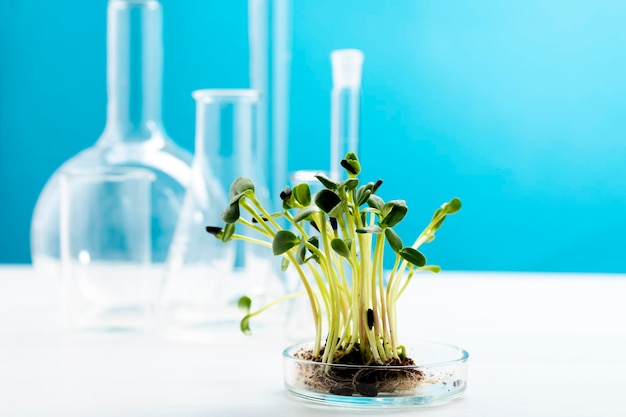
[1,0,626,272]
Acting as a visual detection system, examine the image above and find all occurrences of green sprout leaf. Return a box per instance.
[296,240,307,265]
[222,223,236,242]
[293,205,320,223]
[431,208,443,221]
[222,202,241,224]
[356,183,374,206]
[330,238,351,258]
[399,247,427,267]
[357,189,371,206]
[429,199,461,230]
[314,189,341,214]
[295,236,320,264]
[356,225,383,234]
[307,236,320,262]
[342,178,359,191]
[380,200,408,228]
[238,295,252,313]
[367,194,384,211]
[342,152,361,175]
[293,183,312,206]
[238,296,253,335]
[240,315,252,335]
[442,197,462,214]
[432,216,446,231]
[229,177,255,204]
[328,205,344,219]
[384,228,403,253]
[272,230,300,255]
[314,173,338,190]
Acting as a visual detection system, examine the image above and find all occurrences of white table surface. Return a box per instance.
[1,265,625,417]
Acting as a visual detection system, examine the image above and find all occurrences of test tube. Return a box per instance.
[330,49,364,181]
[249,0,291,210]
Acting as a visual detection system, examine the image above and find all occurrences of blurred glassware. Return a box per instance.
[249,0,291,212]
[159,89,283,335]
[282,169,324,342]
[30,0,192,280]
[60,167,155,331]
[329,49,364,181]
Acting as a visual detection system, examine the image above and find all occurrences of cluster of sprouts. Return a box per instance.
[206,153,461,365]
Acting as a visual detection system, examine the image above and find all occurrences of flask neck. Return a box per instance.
[192,89,261,182]
[102,0,163,143]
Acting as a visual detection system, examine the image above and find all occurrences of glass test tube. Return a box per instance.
[249,0,291,210]
[329,49,364,181]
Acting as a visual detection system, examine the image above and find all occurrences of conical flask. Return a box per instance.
[159,89,283,334]
[30,0,192,279]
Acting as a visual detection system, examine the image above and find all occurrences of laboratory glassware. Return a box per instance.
[282,169,325,342]
[60,167,155,331]
[30,0,192,280]
[159,89,282,334]
[249,0,291,211]
[329,49,364,181]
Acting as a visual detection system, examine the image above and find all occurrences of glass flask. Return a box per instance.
[249,0,291,212]
[59,167,155,331]
[329,49,364,181]
[159,89,283,335]
[30,0,192,280]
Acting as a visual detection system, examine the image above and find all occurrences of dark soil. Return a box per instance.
[294,344,424,397]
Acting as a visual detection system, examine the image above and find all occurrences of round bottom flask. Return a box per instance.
[30,0,192,281]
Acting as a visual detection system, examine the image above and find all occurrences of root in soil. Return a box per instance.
[294,344,425,397]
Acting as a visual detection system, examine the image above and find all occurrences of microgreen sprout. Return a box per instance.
[206,153,461,365]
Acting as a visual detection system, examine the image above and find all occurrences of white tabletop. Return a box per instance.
[1,265,625,416]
